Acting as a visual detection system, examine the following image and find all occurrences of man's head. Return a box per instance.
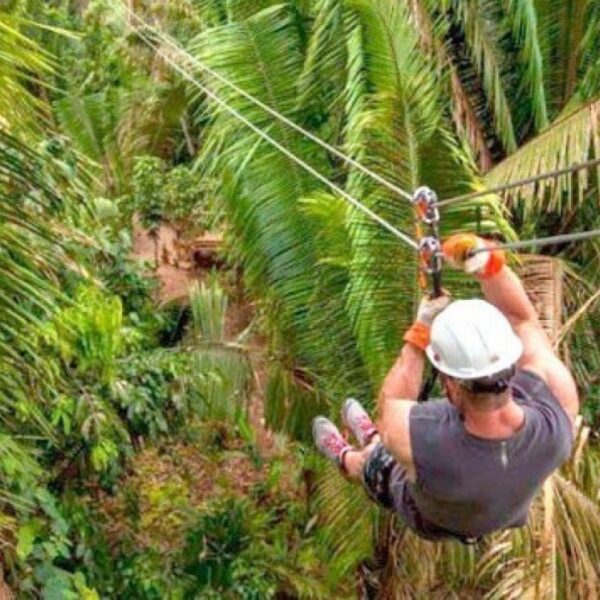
[426,299,523,411]
[440,366,516,412]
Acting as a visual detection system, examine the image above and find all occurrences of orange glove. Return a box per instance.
[442,234,505,279]
[404,294,451,351]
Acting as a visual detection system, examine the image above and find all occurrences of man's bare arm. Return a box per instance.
[376,343,422,478]
[479,266,537,324]
[481,266,579,420]
[376,295,450,476]
[378,343,424,405]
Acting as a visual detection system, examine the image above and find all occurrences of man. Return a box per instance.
[312,234,578,543]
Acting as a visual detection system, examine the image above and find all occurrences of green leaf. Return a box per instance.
[16,518,42,560]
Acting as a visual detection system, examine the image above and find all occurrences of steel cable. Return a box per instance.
[438,157,600,207]
[472,229,600,254]
[130,24,419,249]
[123,4,414,203]
[124,5,600,258]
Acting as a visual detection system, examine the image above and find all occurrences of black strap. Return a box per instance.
[418,368,438,402]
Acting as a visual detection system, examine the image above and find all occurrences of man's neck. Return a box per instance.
[462,398,525,440]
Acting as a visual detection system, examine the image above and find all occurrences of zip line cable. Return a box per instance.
[472,229,600,254]
[125,5,600,259]
[438,157,600,207]
[130,24,419,250]
[123,4,414,203]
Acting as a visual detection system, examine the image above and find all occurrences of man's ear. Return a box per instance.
[440,374,450,392]
[442,375,457,402]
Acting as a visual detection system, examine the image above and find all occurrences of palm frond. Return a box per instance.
[313,463,376,581]
[0,13,54,131]
[341,0,510,385]
[452,0,518,154]
[189,278,228,343]
[409,1,498,171]
[296,0,347,116]
[504,0,550,130]
[548,0,589,106]
[485,97,600,213]
[0,130,75,438]
[188,4,371,419]
[54,89,132,193]
[576,0,600,101]
[185,279,252,423]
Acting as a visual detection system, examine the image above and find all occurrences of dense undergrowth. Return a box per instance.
[3,193,342,596]
[1,0,600,597]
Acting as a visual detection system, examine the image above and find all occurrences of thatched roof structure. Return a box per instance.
[516,255,562,340]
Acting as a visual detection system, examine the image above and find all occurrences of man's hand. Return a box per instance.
[415,293,451,327]
[403,293,451,351]
[443,233,505,279]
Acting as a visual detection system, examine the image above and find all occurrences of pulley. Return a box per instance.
[412,187,442,298]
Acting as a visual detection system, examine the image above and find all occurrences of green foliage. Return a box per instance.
[3,0,600,597]
[0,12,54,130]
[183,497,254,588]
[187,278,253,423]
[0,129,74,432]
[190,277,228,342]
[127,155,217,231]
[12,489,98,599]
[42,287,128,385]
[113,350,194,439]
[57,425,334,598]
[129,156,165,233]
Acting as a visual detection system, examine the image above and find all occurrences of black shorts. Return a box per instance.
[362,443,481,545]
[362,442,397,510]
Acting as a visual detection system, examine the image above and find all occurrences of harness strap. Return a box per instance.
[412,187,443,402]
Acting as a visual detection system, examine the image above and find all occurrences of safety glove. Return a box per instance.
[442,233,505,279]
[404,294,451,351]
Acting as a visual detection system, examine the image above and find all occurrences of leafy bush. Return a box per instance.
[126,156,218,231]
[112,350,194,439]
[60,425,334,599]
[42,287,130,385]
[12,489,98,599]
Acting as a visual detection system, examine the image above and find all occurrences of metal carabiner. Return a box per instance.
[419,236,442,274]
[414,186,443,299]
[412,186,440,226]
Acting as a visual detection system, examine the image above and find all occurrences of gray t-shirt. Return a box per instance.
[396,370,573,538]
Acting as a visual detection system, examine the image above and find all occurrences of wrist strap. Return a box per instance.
[478,241,506,279]
[403,322,430,351]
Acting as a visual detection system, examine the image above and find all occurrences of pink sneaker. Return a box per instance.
[342,398,378,447]
[312,417,353,470]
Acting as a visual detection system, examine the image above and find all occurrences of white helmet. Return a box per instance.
[426,299,523,380]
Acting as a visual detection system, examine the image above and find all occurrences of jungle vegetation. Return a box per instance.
[1,0,600,597]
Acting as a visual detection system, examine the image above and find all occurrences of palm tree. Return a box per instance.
[0,12,54,132]
[410,0,600,170]
[184,0,509,414]
[1,12,59,429]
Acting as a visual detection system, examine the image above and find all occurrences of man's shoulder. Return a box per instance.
[511,368,549,399]
[512,369,572,421]
[410,398,457,424]
[512,369,574,451]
